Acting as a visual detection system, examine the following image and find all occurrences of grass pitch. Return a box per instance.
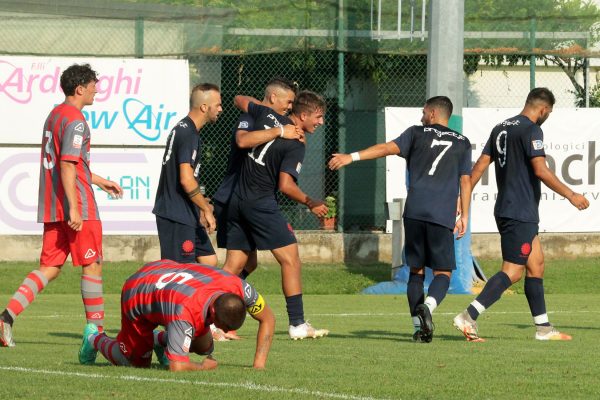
[1,259,599,399]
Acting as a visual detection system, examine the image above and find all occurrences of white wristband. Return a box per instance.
[351,152,360,162]
[279,125,284,138]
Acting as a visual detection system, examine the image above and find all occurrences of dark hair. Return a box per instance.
[526,87,555,107]
[190,83,220,108]
[60,64,98,96]
[265,77,298,97]
[292,90,327,115]
[425,96,453,118]
[213,293,246,331]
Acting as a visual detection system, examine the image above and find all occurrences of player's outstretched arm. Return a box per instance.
[236,124,304,149]
[470,154,492,189]
[169,356,218,372]
[328,141,400,170]
[531,157,589,210]
[278,172,328,217]
[250,304,275,370]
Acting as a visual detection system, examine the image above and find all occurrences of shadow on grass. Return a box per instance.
[344,263,390,285]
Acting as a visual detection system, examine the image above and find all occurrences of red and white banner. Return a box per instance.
[385,107,600,233]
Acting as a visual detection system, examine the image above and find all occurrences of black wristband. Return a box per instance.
[187,186,201,199]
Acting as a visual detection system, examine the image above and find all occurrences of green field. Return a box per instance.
[1,259,599,399]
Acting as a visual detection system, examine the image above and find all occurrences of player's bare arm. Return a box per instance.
[60,160,82,231]
[250,303,275,369]
[236,124,304,149]
[328,141,400,170]
[91,173,123,199]
[233,95,260,113]
[278,172,328,217]
[179,163,216,233]
[454,175,472,239]
[530,156,589,210]
[470,153,492,189]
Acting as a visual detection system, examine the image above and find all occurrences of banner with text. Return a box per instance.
[385,108,600,233]
[0,56,189,145]
[0,148,164,235]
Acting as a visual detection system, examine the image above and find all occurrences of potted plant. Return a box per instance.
[320,195,337,230]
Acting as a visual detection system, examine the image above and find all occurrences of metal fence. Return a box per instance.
[1,0,599,231]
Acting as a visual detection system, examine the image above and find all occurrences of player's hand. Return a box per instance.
[282,124,305,142]
[454,215,468,239]
[307,198,328,218]
[202,210,217,234]
[328,153,352,170]
[568,192,589,210]
[201,355,218,370]
[99,179,123,199]
[68,208,83,231]
[200,202,215,228]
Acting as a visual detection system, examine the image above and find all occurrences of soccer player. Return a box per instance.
[152,83,222,266]
[78,260,275,370]
[222,91,330,340]
[329,96,472,343]
[453,87,589,342]
[0,64,123,348]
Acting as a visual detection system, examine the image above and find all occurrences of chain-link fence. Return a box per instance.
[1,0,599,231]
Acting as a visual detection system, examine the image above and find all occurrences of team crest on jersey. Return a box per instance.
[74,122,85,133]
[296,162,302,174]
[238,121,249,129]
[532,140,544,150]
[73,134,83,149]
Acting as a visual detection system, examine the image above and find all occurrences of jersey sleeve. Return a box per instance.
[392,127,415,159]
[526,125,546,158]
[248,102,268,120]
[60,119,85,163]
[175,130,199,165]
[459,140,473,176]
[241,281,266,316]
[236,113,255,132]
[164,319,195,363]
[280,142,306,181]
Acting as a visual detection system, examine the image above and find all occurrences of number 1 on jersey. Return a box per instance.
[428,139,453,175]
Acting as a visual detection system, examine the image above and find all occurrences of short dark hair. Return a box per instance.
[526,87,555,107]
[265,77,298,97]
[190,83,220,108]
[213,293,246,331]
[60,64,98,96]
[425,96,453,118]
[292,90,327,115]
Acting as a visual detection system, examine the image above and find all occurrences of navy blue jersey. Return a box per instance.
[212,113,255,204]
[393,124,472,229]
[234,102,304,201]
[153,116,203,226]
[482,114,546,223]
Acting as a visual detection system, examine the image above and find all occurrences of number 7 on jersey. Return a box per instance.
[428,139,453,175]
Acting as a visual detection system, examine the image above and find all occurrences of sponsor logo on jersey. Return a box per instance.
[74,122,85,133]
[238,121,249,129]
[73,134,83,149]
[84,249,97,259]
[532,140,544,150]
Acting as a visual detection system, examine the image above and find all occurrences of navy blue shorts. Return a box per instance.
[155,216,215,262]
[223,193,296,251]
[495,217,538,265]
[403,217,456,270]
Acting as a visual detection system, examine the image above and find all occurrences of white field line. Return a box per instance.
[30,310,600,319]
[0,366,392,400]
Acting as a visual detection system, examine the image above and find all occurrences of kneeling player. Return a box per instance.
[78,260,274,370]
